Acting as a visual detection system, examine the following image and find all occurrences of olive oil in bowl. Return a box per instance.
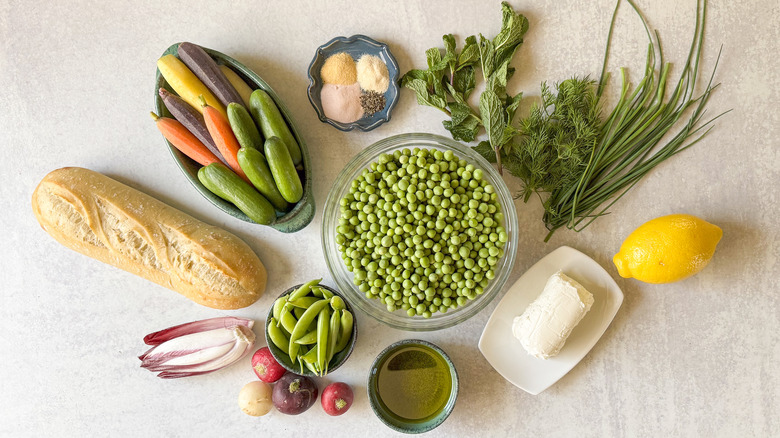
[368,340,458,433]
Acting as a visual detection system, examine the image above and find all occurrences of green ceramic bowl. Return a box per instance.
[367,339,458,434]
[153,43,315,233]
[264,284,358,377]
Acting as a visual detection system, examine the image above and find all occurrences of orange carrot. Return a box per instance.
[199,96,251,183]
[151,112,220,167]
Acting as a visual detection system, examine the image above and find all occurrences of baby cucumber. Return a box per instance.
[237,147,289,211]
[198,163,275,225]
[177,42,243,107]
[228,103,263,150]
[249,90,302,165]
[264,137,303,203]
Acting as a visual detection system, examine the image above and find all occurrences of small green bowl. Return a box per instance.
[154,43,315,233]
[264,284,358,377]
[367,339,458,434]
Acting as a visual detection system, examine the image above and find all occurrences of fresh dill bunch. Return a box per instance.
[508,77,602,203]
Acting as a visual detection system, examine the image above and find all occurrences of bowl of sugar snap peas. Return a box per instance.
[265,280,357,376]
[322,133,519,331]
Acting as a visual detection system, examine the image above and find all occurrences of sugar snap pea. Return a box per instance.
[267,317,289,353]
[288,299,330,345]
[294,329,318,345]
[312,286,333,300]
[279,304,298,334]
[316,306,330,373]
[301,344,318,363]
[287,296,320,308]
[302,357,319,375]
[293,306,305,320]
[334,310,353,353]
[289,279,322,302]
[272,295,287,322]
[330,296,345,311]
[326,309,341,370]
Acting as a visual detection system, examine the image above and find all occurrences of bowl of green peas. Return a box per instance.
[322,133,518,331]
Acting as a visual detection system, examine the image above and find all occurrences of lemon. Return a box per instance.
[613,214,722,284]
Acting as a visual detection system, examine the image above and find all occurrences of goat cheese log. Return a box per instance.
[31,167,266,309]
[512,271,594,359]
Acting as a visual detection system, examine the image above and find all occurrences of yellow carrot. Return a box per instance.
[157,54,226,118]
[219,65,253,109]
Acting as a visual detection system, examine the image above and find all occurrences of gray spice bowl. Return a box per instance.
[307,34,400,132]
[154,43,315,233]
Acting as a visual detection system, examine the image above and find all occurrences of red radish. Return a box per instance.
[251,347,286,383]
[321,382,353,416]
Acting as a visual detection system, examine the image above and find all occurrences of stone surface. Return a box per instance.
[1,0,777,437]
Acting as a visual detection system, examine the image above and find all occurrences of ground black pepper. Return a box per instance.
[360,91,386,116]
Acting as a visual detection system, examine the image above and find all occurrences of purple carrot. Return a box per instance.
[177,42,243,107]
[158,88,227,165]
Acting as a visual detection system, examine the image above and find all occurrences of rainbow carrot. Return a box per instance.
[199,96,250,183]
[151,112,220,167]
[157,54,226,118]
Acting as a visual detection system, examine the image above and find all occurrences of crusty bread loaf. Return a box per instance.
[31,167,266,309]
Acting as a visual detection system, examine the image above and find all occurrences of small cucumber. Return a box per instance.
[264,137,303,203]
[237,147,289,211]
[197,163,275,225]
[228,103,263,150]
[249,90,302,165]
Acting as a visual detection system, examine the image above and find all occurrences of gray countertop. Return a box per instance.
[1,0,777,436]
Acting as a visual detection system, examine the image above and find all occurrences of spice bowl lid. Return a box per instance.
[306,35,400,132]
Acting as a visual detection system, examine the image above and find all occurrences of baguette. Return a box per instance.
[31,167,266,309]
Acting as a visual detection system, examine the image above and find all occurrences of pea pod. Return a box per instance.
[326,309,341,371]
[264,136,303,203]
[249,89,302,164]
[334,310,353,353]
[288,299,330,345]
[312,286,333,300]
[272,296,287,322]
[287,296,320,308]
[279,304,298,334]
[294,329,318,345]
[237,147,289,211]
[293,306,305,320]
[330,296,345,311]
[302,357,319,375]
[316,306,330,373]
[267,317,289,353]
[288,279,322,302]
[197,163,275,225]
[301,344,318,363]
[228,103,263,150]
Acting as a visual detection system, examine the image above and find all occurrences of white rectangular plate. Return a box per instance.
[478,246,624,395]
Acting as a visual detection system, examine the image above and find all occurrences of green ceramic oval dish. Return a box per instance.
[154,43,315,233]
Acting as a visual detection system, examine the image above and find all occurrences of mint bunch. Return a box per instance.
[400,2,529,174]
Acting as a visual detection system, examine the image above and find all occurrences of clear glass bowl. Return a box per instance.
[322,133,518,331]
